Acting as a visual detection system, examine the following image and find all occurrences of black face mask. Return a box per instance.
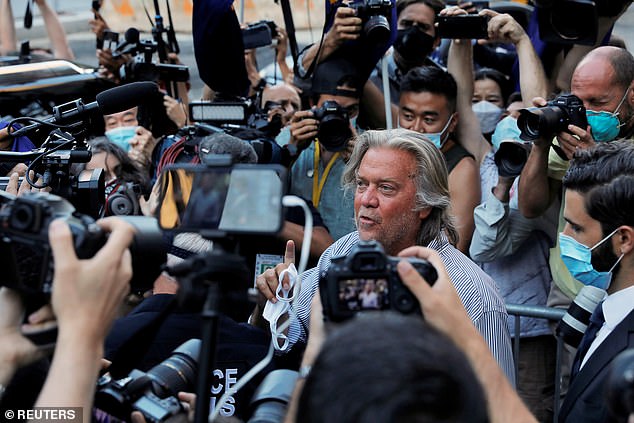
[394,26,435,63]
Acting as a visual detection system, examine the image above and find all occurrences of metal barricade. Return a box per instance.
[506,304,566,423]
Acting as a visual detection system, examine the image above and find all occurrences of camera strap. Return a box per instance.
[312,142,340,207]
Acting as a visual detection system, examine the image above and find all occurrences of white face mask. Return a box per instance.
[473,101,504,134]
[262,263,299,352]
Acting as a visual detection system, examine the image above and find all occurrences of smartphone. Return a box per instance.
[460,0,489,13]
[436,15,489,39]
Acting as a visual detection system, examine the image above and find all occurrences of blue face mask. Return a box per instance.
[425,115,454,149]
[491,115,521,151]
[559,229,624,290]
[105,126,136,152]
[275,125,291,146]
[586,88,629,143]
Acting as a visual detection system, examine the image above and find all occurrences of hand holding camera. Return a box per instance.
[289,110,319,150]
[480,9,527,45]
[324,5,363,51]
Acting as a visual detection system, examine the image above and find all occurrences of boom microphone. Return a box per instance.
[10,82,159,137]
[113,27,141,57]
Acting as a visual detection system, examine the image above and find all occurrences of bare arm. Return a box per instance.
[517,138,560,218]
[34,0,75,60]
[299,7,361,76]
[0,0,17,55]
[280,222,334,259]
[448,157,480,254]
[445,7,490,164]
[397,247,538,423]
[35,218,133,409]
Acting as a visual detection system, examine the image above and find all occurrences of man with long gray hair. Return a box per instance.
[253,128,514,381]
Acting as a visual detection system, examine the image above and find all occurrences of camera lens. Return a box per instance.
[494,142,532,178]
[517,106,566,141]
[556,285,607,347]
[364,15,391,44]
[318,116,351,152]
[10,202,39,232]
[146,339,200,397]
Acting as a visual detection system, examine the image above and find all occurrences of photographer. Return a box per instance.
[0,217,135,412]
[288,57,361,241]
[286,247,537,423]
[517,47,634,316]
[254,128,514,382]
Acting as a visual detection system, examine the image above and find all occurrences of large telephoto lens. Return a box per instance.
[146,339,200,397]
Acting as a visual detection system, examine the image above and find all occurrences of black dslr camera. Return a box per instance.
[320,240,438,322]
[349,0,393,44]
[0,191,166,296]
[517,93,588,141]
[312,100,351,152]
[95,339,200,422]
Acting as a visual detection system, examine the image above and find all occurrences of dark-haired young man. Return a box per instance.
[398,66,480,254]
[557,140,634,422]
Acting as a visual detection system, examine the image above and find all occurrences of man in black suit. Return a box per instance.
[558,139,634,423]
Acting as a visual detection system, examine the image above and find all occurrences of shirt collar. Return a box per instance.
[603,284,634,329]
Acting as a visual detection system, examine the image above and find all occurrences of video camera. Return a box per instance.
[95,339,200,422]
[517,93,587,141]
[117,37,189,86]
[312,100,352,152]
[349,0,393,44]
[188,98,284,164]
[320,240,437,322]
[242,20,278,50]
[0,190,166,297]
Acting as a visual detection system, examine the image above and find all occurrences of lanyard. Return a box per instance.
[312,142,340,207]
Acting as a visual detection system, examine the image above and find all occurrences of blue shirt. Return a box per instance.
[290,143,355,241]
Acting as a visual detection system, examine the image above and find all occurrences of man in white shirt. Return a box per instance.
[557,140,634,423]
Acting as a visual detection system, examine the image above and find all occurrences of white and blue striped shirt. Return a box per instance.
[288,231,516,384]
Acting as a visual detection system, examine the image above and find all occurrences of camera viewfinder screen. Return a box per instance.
[338,278,389,311]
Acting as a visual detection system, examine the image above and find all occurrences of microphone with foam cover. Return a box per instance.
[113,27,140,57]
[9,82,159,137]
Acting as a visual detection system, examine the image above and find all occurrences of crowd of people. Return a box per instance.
[0,0,633,422]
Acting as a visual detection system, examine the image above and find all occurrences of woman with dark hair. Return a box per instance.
[79,137,151,216]
[473,67,512,137]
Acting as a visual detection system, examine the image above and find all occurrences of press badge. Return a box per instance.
[254,253,284,286]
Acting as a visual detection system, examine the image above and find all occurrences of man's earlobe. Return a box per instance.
[418,206,432,220]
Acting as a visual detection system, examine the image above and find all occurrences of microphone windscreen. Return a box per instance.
[96,82,159,115]
[124,27,140,44]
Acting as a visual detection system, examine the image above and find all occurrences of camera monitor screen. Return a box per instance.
[157,164,285,236]
[338,278,390,312]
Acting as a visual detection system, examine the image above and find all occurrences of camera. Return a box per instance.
[320,240,438,322]
[0,191,166,296]
[104,180,142,216]
[349,0,393,44]
[95,339,200,422]
[312,100,351,152]
[242,20,277,50]
[494,141,532,178]
[436,15,489,39]
[517,93,588,141]
[248,369,299,423]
